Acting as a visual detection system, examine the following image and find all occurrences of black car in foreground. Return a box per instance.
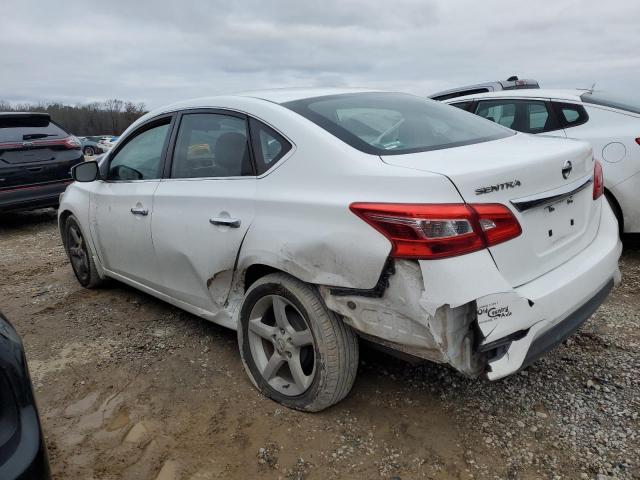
[0,112,83,213]
[0,312,50,480]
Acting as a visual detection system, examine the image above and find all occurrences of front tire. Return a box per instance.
[64,215,103,288]
[238,273,359,412]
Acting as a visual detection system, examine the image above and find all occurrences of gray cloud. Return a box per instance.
[2,0,638,108]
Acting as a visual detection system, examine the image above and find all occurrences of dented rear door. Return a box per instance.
[151,177,256,312]
[151,110,256,313]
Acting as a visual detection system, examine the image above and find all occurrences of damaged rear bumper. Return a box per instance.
[479,202,621,379]
[321,199,621,380]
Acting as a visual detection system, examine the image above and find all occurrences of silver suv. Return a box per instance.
[429,76,539,102]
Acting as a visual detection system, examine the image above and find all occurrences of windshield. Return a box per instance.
[283,92,513,155]
[581,91,640,115]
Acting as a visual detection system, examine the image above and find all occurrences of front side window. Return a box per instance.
[249,118,292,175]
[475,102,516,128]
[474,100,557,134]
[171,113,252,178]
[108,121,170,180]
[284,93,512,155]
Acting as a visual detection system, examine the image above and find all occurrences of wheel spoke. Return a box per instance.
[272,296,290,330]
[262,352,285,380]
[248,318,277,340]
[289,329,313,347]
[288,353,311,390]
[69,227,81,246]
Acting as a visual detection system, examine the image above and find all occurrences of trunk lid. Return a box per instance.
[381,133,599,286]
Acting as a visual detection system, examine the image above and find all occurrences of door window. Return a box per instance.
[249,119,292,175]
[171,113,252,178]
[475,100,558,133]
[108,121,170,180]
[475,102,516,128]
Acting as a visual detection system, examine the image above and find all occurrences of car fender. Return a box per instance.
[58,182,107,279]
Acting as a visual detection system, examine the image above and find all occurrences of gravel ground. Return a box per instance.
[0,208,638,479]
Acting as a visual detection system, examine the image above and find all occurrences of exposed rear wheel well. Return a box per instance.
[604,189,623,236]
[243,264,281,292]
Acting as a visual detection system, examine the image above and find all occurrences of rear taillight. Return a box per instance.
[350,202,521,260]
[635,137,640,146]
[593,160,604,200]
[61,136,81,149]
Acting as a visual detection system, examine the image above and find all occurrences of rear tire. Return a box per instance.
[238,273,359,412]
[64,215,103,288]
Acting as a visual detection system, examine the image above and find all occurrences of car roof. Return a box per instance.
[153,87,385,113]
[238,87,384,103]
[444,89,586,103]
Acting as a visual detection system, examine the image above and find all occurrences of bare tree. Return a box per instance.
[104,98,124,134]
[0,98,147,135]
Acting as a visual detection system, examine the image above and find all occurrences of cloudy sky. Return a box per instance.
[2,0,639,109]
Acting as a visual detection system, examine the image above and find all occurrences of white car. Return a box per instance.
[443,89,640,236]
[59,89,621,411]
[97,136,118,151]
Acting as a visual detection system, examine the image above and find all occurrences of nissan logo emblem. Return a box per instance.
[562,160,572,179]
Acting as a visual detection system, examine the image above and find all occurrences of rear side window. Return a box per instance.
[581,92,640,114]
[284,93,511,155]
[0,119,67,143]
[551,102,589,128]
[171,113,253,178]
[249,118,292,175]
[474,100,559,134]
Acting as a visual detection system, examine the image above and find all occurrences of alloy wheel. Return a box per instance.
[68,225,90,283]
[247,294,316,396]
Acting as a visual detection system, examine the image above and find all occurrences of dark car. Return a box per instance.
[0,312,50,479]
[0,112,83,213]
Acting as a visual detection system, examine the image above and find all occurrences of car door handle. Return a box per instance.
[209,217,241,228]
[130,207,149,216]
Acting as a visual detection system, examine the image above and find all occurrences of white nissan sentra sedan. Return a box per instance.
[443,89,640,236]
[59,89,622,411]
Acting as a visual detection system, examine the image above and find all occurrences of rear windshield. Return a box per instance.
[284,93,513,155]
[581,91,640,115]
[0,119,67,143]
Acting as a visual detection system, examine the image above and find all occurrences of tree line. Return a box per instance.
[0,99,147,136]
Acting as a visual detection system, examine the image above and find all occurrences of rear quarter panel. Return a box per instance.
[230,99,465,290]
[567,105,640,186]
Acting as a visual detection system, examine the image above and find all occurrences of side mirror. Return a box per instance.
[72,161,99,182]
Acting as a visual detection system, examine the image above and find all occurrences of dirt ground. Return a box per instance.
[1,209,638,480]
